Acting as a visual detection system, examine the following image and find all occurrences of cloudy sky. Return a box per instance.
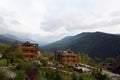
[0,0,120,43]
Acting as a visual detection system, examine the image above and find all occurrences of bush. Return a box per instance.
[45,71,61,80]
[72,72,96,80]
[92,70,108,80]
[0,68,8,80]
[16,61,40,80]
[0,59,7,66]
[14,71,25,80]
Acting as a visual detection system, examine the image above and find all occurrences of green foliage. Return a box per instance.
[78,53,96,66]
[0,45,12,58]
[14,60,105,80]
[88,58,96,66]
[94,57,102,64]
[40,57,49,66]
[14,58,24,64]
[4,46,14,58]
[41,51,54,58]
[80,54,90,64]
[63,64,79,72]
[45,71,61,80]
[61,75,72,80]
[14,71,25,80]
[0,45,14,65]
[72,72,96,80]
[15,46,23,59]
[105,57,114,63]
[0,59,7,66]
[0,68,8,80]
[16,61,35,70]
[92,70,108,80]
[80,74,96,80]
[72,73,78,80]
[41,51,55,61]
[16,61,39,80]
[78,54,101,66]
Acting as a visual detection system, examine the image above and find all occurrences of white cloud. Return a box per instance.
[0,0,120,42]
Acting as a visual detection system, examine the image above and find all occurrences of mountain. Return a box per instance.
[0,34,47,46]
[42,32,120,59]
[0,34,20,45]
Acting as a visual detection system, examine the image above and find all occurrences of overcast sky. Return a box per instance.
[0,0,120,42]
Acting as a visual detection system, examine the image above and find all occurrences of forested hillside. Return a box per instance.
[43,32,120,59]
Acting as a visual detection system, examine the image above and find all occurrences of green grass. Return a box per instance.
[80,73,96,80]
[73,72,96,80]
[0,58,7,66]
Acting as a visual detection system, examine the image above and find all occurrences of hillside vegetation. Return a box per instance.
[42,32,120,59]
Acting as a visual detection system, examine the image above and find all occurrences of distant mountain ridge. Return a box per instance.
[0,34,19,45]
[42,32,120,59]
[0,34,46,46]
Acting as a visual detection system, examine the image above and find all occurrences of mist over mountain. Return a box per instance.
[42,32,120,59]
[0,34,47,46]
[0,34,19,45]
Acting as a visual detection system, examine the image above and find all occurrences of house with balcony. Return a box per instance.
[55,49,78,66]
[21,41,40,60]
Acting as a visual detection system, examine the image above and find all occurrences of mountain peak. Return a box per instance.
[42,32,120,59]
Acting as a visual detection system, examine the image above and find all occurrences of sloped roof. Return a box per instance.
[56,50,77,56]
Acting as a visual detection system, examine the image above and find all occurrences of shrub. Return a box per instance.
[14,71,25,80]
[92,70,108,80]
[0,68,8,80]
